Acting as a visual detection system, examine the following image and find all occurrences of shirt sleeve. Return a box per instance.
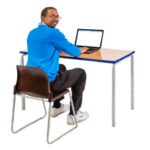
[50,29,81,57]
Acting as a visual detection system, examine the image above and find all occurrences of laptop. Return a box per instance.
[75,29,104,54]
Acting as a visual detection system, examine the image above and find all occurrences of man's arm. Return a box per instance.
[51,29,88,56]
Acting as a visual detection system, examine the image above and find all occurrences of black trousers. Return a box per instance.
[50,64,86,114]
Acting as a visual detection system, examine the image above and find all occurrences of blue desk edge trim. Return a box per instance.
[20,51,28,54]
[114,51,135,63]
[20,51,135,64]
[60,51,135,63]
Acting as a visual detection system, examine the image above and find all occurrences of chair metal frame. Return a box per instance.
[11,65,78,144]
[11,91,78,144]
[11,95,47,134]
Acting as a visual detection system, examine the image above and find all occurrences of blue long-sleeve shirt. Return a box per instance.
[26,23,81,81]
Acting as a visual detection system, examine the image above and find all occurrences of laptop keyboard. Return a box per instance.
[85,48,99,54]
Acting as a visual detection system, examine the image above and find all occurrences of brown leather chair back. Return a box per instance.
[14,65,53,101]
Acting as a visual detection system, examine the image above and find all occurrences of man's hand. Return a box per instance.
[79,47,89,54]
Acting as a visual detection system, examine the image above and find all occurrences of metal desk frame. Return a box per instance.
[19,49,135,127]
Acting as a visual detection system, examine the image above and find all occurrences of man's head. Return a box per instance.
[41,7,60,28]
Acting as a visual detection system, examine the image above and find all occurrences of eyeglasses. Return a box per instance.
[47,15,62,20]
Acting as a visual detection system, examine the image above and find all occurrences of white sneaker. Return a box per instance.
[50,104,69,117]
[67,111,89,125]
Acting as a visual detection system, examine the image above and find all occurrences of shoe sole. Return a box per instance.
[50,109,69,118]
[67,116,89,125]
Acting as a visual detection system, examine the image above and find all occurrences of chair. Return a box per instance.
[11,65,78,144]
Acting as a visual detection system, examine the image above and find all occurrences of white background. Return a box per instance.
[0,0,150,149]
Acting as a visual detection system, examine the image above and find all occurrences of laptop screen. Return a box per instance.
[75,29,104,48]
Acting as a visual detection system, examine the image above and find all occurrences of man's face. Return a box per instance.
[41,9,59,28]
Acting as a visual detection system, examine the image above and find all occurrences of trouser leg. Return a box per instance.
[70,69,86,113]
[51,68,86,114]
[53,64,66,108]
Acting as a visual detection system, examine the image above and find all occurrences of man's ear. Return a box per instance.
[41,16,45,22]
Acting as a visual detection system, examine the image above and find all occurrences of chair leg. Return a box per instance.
[11,94,47,133]
[47,91,78,144]
[69,91,78,126]
[22,95,26,110]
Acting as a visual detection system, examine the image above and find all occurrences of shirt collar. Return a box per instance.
[38,22,56,29]
[39,22,46,26]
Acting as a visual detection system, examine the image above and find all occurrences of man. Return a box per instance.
[26,7,89,125]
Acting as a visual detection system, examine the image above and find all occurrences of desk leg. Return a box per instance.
[131,55,134,109]
[112,63,116,127]
[21,54,25,66]
[21,54,26,111]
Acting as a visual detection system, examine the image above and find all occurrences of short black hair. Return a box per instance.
[41,7,57,17]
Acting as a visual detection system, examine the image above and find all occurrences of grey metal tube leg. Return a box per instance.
[11,95,47,133]
[20,54,25,65]
[22,95,26,110]
[20,54,26,110]
[47,91,78,144]
[47,102,52,144]
[69,92,78,126]
[112,63,116,127]
[131,55,134,109]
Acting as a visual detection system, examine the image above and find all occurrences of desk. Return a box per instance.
[20,48,135,127]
